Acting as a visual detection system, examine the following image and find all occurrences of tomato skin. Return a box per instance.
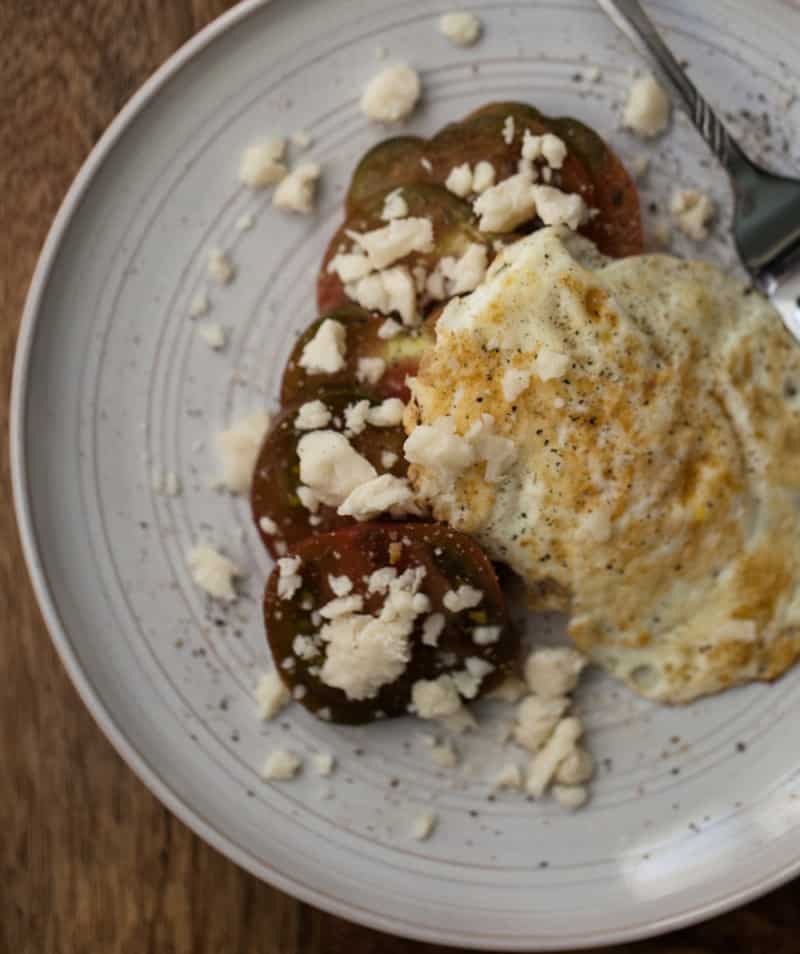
[251,394,409,558]
[345,136,430,215]
[263,523,518,724]
[280,305,433,407]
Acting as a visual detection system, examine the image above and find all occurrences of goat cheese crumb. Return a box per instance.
[338,474,417,520]
[403,415,476,485]
[623,73,671,138]
[526,717,584,797]
[273,161,321,214]
[378,317,403,339]
[411,811,437,840]
[472,160,496,193]
[349,218,434,269]
[473,625,501,646]
[277,556,303,600]
[295,400,332,431]
[196,323,226,350]
[552,783,589,810]
[412,675,462,718]
[422,612,445,646]
[440,243,488,295]
[327,250,372,283]
[299,319,347,374]
[216,410,271,494]
[443,584,483,612]
[319,594,364,619]
[236,213,255,232]
[445,162,474,197]
[313,751,336,776]
[207,248,235,285]
[344,399,370,436]
[473,171,537,232]
[357,356,386,385]
[492,763,523,791]
[541,133,567,169]
[239,139,287,187]
[261,749,302,780]
[297,430,377,507]
[439,11,481,46]
[502,115,515,145]
[347,267,418,326]
[255,671,290,720]
[514,695,570,752]
[361,64,421,123]
[381,188,409,221]
[189,291,209,318]
[531,185,587,230]
[555,746,594,785]
[524,647,587,698]
[367,398,405,427]
[258,515,278,535]
[429,739,459,768]
[187,543,241,601]
[670,189,715,241]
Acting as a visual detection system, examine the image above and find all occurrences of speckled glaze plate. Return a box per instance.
[11,0,800,947]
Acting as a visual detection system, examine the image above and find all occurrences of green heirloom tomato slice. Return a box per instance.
[345,136,430,215]
[251,393,409,558]
[263,523,517,724]
[280,305,434,406]
[318,184,490,316]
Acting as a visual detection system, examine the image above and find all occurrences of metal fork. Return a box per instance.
[596,0,800,341]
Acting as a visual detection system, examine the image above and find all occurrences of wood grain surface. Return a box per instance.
[2,2,800,952]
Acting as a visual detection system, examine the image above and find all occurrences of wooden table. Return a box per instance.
[3,3,800,951]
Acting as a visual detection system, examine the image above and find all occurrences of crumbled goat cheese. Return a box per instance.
[189,291,209,318]
[513,695,570,752]
[502,115,515,145]
[236,213,255,231]
[473,625,501,645]
[298,319,347,375]
[187,543,241,601]
[277,556,303,600]
[443,585,483,612]
[492,763,523,791]
[623,73,671,138]
[327,250,373,283]
[258,515,279,535]
[239,139,287,187]
[367,398,405,427]
[524,647,587,698]
[428,739,459,768]
[540,133,567,169]
[346,267,418,326]
[344,399,371,436]
[403,415,476,485]
[291,129,312,149]
[555,746,594,785]
[422,612,445,646]
[207,248,235,285]
[521,129,543,161]
[295,400,332,431]
[464,414,517,482]
[255,671,290,720]
[439,11,481,46]
[381,450,399,469]
[361,64,421,123]
[439,243,488,295]
[412,675,462,718]
[357,356,386,385]
[296,484,320,513]
[261,749,302,780]
[451,657,494,699]
[216,410,271,494]
[670,189,715,241]
[411,811,437,840]
[473,171,537,232]
[319,594,364,619]
[534,347,569,381]
[552,784,589,810]
[445,162,474,197]
[313,751,335,776]
[525,716,583,797]
[338,474,417,520]
[378,317,403,339]
[472,160,496,193]
[381,188,409,221]
[502,367,532,402]
[329,575,353,597]
[196,323,226,349]
[349,218,434,269]
[297,430,377,507]
[273,161,321,214]
[293,634,317,660]
[531,185,587,230]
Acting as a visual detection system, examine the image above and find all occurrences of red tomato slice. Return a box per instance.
[264,523,518,723]
[251,393,411,558]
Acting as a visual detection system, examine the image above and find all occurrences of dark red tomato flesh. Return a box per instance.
[251,392,410,558]
[318,184,489,316]
[264,523,518,723]
[280,305,433,407]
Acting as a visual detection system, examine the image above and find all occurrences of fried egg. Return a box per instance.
[404,226,800,703]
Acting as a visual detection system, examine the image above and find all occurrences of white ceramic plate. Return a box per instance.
[12,0,800,947]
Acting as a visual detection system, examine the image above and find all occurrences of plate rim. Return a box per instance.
[9,0,800,947]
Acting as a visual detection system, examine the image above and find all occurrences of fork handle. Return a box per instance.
[595,0,749,174]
